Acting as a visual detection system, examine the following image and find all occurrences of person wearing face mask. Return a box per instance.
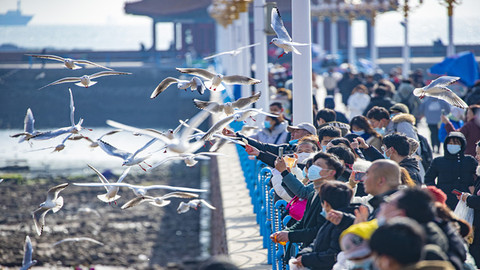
[249,114,289,145]
[317,125,341,153]
[441,105,480,156]
[350,115,382,151]
[291,181,356,270]
[270,152,345,253]
[424,132,477,210]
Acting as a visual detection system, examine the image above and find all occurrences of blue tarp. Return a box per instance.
[429,51,479,87]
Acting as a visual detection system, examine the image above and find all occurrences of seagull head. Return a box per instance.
[233,113,242,121]
[270,38,278,45]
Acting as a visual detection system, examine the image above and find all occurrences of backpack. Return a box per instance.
[417,133,433,170]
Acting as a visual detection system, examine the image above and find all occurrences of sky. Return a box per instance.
[0,0,479,49]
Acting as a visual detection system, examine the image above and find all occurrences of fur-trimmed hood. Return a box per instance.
[392,113,416,125]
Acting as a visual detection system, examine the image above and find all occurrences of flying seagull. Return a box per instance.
[121,191,199,209]
[97,138,157,171]
[413,76,468,109]
[21,236,37,270]
[26,54,113,70]
[203,43,260,60]
[32,183,68,236]
[150,76,206,98]
[148,152,225,169]
[38,71,131,89]
[176,67,261,91]
[87,164,131,203]
[10,108,41,143]
[177,199,216,214]
[73,182,207,194]
[193,92,261,115]
[270,7,308,58]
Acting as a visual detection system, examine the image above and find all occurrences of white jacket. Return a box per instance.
[271,169,293,202]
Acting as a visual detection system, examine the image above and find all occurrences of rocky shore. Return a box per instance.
[0,162,204,269]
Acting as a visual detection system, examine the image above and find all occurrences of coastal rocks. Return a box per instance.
[0,163,202,269]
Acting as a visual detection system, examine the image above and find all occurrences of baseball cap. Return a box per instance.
[287,122,316,135]
[340,219,379,260]
[390,103,409,114]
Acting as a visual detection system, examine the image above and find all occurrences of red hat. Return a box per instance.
[424,186,447,205]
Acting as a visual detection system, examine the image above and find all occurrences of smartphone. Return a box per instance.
[354,172,366,181]
[452,189,462,196]
[278,146,284,158]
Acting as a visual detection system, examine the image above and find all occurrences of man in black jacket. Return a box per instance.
[382,133,422,184]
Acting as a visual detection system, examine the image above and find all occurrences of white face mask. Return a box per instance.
[307,165,323,181]
[447,144,461,154]
[296,152,312,164]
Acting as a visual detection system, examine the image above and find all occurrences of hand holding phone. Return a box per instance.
[452,189,462,196]
[354,171,366,181]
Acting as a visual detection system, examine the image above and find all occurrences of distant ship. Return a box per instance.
[0,0,33,26]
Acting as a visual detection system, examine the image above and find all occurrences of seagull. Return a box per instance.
[413,76,468,109]
[52,237,104,247]
[38,71,131,89]
[97,138,158,171]
[200,108,278,141]
[32,183,68,236]
[73,182,207,195]
[26,54,113,70]
[270,7,308,58]
[87,164,131,204]
[28,89,90,141]
[27,133,74,153]
[176,68,261,91]
[203,43,260,60]
[0,179,4,184]
[193,92,261,115]
[21,236,37,270]
[148,152,225,169]
[177,199,216,214]
[121,191,199,209]
[10,108,41,143]
[150,76,206,98]
[71,130,122,148]
[107,103,216,154]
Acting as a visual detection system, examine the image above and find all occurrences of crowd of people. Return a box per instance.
[222,67,480,270]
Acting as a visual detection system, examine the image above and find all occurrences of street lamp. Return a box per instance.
[439,0,461,57]
[397,0,423,79]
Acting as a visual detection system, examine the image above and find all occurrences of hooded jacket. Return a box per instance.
[424,132,477,210]
[399,156,422,185]
[444,116,480,156]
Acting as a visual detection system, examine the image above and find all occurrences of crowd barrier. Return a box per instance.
[234,142,299,270]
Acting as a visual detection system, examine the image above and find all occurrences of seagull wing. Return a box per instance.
[201,115,235,141]
[424,76,460,91]
[98,129,122,140]
[74,182,206,193]
[199,199,217,210]
[106,120,171,145]
[32,208,49,236]
[203,50,234,60]
[179,103,216,142]
[271,7,291,41]
[191,77,206,95]
[161,191,199,199]
[237,43,261,51]
[46,183,68,202]
[150,77,179,99]
[222,75,261,85]
[73,59,113,70]
[173,119,188,135]
[22,236,34,267]
[97,139,131,160]
[132,138,157,158]
[121,196,152,209]
[24,108,35,134]
[38,77,81,90]
[68,89,75,126]
[87,164,111,191]
[89,71,132,79]
[148,155,184,170]
[26,54,65,62]
[425,88,468,109]
[176,68,215,80]
[231,92,261,109]
[193,99,222,113]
